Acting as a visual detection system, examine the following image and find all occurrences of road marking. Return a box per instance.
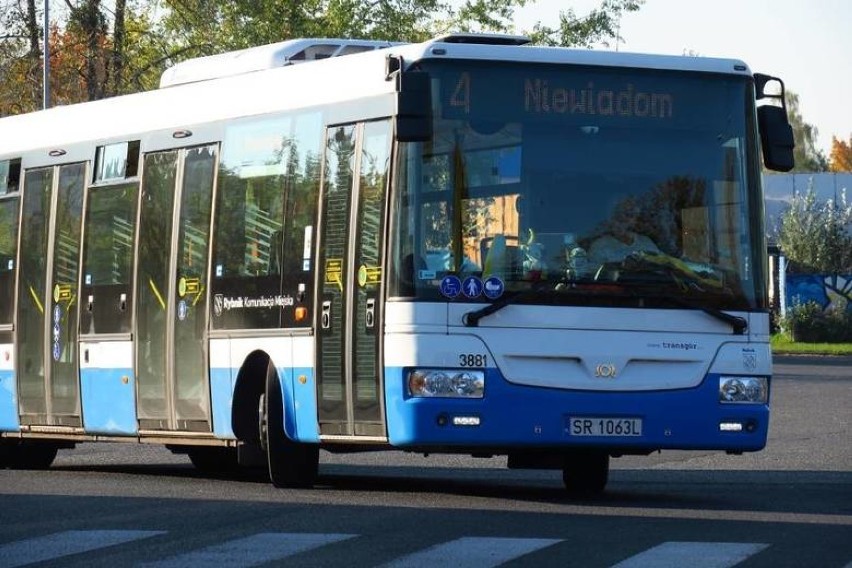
[0,530,165,568]
[139,532,356,567]
[611,541,769,568]
[384,536,562,568]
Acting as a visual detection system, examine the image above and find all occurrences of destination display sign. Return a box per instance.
[435,63,745,130]
[448,71,673,120]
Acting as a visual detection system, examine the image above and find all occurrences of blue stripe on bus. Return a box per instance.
[0,370,20,432]
[80,368,137,435]
[383,367,769,451]
[210,367,236,439]
[289,367,319,443]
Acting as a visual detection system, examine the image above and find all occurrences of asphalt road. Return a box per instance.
[0,355,849,567]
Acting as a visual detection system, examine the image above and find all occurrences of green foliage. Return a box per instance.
[777,300,852,343]
[1,0,647,110]
[156,0,644,60]
[526,0,643,48]
[785,90,828,173]
[777,186,852,274]
[771,332,852,355]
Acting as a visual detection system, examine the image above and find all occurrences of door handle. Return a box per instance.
[321,301,332,329]
[365,298,375,329]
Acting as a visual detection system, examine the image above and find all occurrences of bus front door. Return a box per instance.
[16,163,86,427]
[316,120,391,439]
[135,145,218,432]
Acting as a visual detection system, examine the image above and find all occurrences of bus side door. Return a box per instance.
[16,163,86,428]
[135,144,218,432]
[315,120,392,439]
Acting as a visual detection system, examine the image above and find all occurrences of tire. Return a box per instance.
[0,441,15,469]
[562,451,609,495]
[264,361,318,488]
[186,447,239,475]
[6,442,59,470]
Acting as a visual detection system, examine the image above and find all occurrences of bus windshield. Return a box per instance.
[390,60,766,312]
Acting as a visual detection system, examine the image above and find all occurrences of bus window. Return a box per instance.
[93,140,140,183]
[211,116,289,330]
[280,112,322,326]
[0,196,19,333]
[0,158,21,196]
[80,183,138,335]
[211,111,321,330]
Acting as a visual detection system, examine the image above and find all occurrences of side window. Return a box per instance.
[211,111,322,329]
[94,141,140,183]
[281,112,322,326]
[211,117,289,330]
[0,196,19,331]
[0,158,21,196]
[80,183,138,334]
[0,158,21,337]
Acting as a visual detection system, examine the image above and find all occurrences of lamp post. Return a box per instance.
[43,0,50,109]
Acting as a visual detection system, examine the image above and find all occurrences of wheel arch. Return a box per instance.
[231,350,270,443]
[231,349,299,442]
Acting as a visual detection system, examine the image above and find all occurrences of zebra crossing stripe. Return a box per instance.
[384,537,562,568]
[611,541,770,568]
[0,530,165,568]
[139,532,357,568]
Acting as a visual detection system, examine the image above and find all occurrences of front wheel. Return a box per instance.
[263,361,319,488]
[562,451,609,495]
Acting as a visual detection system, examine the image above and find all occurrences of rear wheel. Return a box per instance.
[5,442,59,470]
[562,451,609,495]
[0,441,15,468]
[263,361,318,488]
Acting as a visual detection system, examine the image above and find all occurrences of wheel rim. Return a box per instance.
[258,392,268,452]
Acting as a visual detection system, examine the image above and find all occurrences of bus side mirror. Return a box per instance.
[391,58,432,142]
[757,106,794,172]
[754,73,795,172]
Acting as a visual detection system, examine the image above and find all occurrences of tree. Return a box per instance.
[785,90,828,173]
[829,135,852,172]
[0,0,172,113]
[157,0,645,60]
[0,0,42,114]
[526,0,643,48]
[1,0,647,112]
[778,186,852,274]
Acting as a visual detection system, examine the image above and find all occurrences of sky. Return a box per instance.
[511,0,852,156]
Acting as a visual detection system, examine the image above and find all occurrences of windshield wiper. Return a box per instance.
[462,290,525,327]
[616,255,748,335]
[462,277,571,327]
[462,280,620,327]
[461,278,747,335]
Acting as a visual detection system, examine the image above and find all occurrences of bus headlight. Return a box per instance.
[408,370,485,398]
[719,376,768,404]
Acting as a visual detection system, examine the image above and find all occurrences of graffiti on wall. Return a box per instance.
[785,274,852,313]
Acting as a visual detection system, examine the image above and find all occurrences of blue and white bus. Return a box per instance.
[0,33,793,493]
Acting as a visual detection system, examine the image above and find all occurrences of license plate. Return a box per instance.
[568,417,642,437]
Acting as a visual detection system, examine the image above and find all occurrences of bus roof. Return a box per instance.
[395,34,752,76]
[159,38,402,88]
[0,34,753,159]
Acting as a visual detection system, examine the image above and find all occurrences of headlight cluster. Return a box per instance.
[719,376,768,404]
[408,369,485,398]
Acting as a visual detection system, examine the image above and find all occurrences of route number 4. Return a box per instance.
[451,72,471,114]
